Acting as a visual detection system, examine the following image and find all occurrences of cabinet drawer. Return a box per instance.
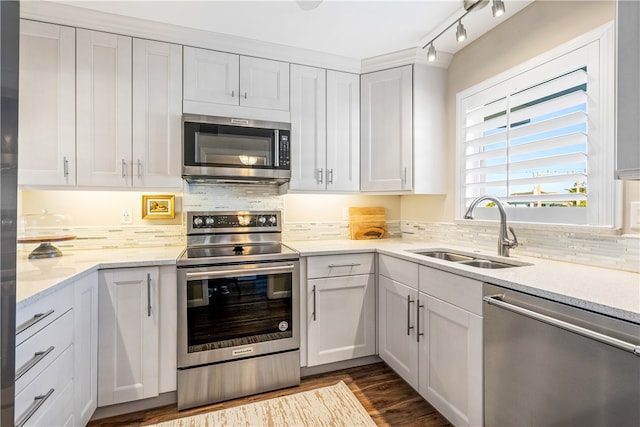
[378,254,418,289]
[15,309,74,395]
[419,266,483,315]
[16,284,73,345]
[307,253,374,278]
[15,345,74,427]
[29,380,74,427]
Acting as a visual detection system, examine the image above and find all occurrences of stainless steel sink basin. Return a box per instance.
[406,249,531,269]
[414,251,474,262]
[458,259,515,269]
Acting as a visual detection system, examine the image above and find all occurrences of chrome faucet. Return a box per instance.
[464,195,518,257]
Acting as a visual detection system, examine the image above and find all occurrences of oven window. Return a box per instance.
[186,272,292,353]
[184,123,274,168]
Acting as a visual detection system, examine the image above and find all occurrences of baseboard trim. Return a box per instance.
[90,391,177,421]
[301,355,382,377]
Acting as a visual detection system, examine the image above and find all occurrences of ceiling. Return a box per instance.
[47,0,533,60]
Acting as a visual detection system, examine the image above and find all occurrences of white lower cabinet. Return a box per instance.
[73,272,99,425]
[305,254,376,367]
[378,254,483,427]
[98,267,160,406]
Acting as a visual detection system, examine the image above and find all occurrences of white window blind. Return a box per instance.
[457,34,614,226]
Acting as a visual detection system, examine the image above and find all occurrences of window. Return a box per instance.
[457,27,615,226]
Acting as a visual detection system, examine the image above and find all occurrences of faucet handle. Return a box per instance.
[507,226,518,248]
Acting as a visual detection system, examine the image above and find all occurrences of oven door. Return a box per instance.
[177,260,300,368]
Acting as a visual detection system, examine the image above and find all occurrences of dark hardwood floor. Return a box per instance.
[89,362,453,426]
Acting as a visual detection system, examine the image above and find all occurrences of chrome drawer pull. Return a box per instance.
[147,273,152,317]
[15,346,55,380]
[16,309,54,335]
[484,295,640,356]
[417,300,425,342]
[312,285,317,321]
[328,263,362,268]
[407,295,415,336]
[15,388,55,427]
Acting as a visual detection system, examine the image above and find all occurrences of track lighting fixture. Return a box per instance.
[492,0,505,17]
[456,20,467,42]
[422,0,505,62]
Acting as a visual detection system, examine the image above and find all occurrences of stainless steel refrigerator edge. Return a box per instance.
[0,1,19,425]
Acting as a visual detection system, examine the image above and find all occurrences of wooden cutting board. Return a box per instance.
[349,207,387,239]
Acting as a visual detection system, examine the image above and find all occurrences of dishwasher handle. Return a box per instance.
[484,294,640,357]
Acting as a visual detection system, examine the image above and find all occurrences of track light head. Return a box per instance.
[492,0,505,17]
[427,43,436,62]
[456,20,467,42]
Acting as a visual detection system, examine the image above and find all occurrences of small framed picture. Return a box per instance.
[142,194,175,219]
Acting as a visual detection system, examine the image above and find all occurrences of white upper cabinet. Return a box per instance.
[361,64,446,194]
[18,20,76,187]
[132,38,183,188]
[183,47,290,122]
[326,71,360,192]
[183,47,239,106]
[290,64,327,191]
[289,66,359,192]
[361,65,413,192]
[76,29,133,187]
[616,0,640,180]
[77,30,182,188]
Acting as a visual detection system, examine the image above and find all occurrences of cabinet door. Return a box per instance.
[240,56,289,110]
[18,20,75,186]
[307,274,375,366]
[289,64,326,191]
[378,275,418,388]
[76,29,132,187]
[183,46,239,106]
[132,38,182,188]
[98,267,159,406]
[326,71,360,192]
[361,65,413,192]
[73,272,98,426]
[419,294,482,427]
[616,0,640,179]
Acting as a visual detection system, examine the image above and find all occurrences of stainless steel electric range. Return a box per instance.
[176,211,300,410]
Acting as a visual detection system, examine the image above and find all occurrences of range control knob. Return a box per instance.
[193,217,203,227]
[205,217,214,226]
[258,216,267,225]
[269,216,277,225]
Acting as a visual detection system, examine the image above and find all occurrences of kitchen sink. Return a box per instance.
[406,249,530,269]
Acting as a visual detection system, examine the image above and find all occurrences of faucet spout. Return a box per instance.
[464,196,518,257]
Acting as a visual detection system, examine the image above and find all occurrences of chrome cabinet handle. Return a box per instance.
[312,285,317,321]
[147,273,151,317]
[318,168,323,184]
[231,90,235,98]
[328,168,334,184]
[403,167,407,185]
[63,157,69,178]
[15,388,55,427]
[186,264,295,280]
[137,160,142,179]
[15,346,55,380]
[417,300,425,342]
[121,159,127,178]
[484,295,640,356]
[407,295,415,336]
[244,92,247,99]
[328,263,361,268]
[16,309,54,335]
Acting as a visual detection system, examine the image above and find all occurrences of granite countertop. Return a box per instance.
[285,238,640,324]
[16,246,185,308]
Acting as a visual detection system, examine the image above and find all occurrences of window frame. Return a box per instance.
[455,23,617,227]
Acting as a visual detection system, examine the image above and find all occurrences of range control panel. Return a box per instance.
[188,211,280,233]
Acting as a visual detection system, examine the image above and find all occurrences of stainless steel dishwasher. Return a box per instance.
[483,283,640,427]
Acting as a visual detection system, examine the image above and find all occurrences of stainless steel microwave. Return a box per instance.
[182,114,291,184]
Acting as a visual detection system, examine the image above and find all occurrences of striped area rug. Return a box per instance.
[148,381,376,427]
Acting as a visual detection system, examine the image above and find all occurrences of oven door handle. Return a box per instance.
[185,264,295,280]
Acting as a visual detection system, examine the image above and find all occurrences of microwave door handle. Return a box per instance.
[274,129,280,167]
[185,264,295,280]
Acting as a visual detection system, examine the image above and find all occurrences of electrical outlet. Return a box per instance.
[120,207,132,224]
